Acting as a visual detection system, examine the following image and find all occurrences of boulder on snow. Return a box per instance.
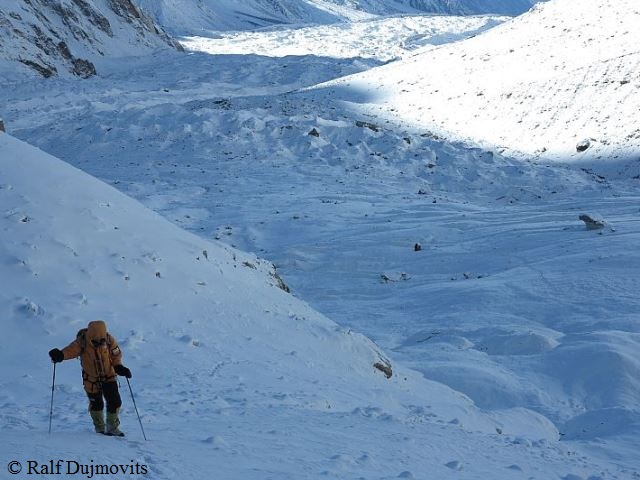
[374,360,393,379]
[269,268,290,293]
[576,139,591,152]
[579,214,605,230]
[71,58,97,78]
[355,120,380,132]
[380,272,410,283]
[308,128,320,137]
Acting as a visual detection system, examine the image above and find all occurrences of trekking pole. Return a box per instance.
[48,362,56,434]
[126,378,147,441]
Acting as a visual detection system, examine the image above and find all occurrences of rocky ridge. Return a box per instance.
[0,0,180,78]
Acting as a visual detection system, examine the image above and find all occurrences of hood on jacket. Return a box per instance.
[86,320,108,343]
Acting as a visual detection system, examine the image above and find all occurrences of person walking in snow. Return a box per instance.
[48,320,132,436]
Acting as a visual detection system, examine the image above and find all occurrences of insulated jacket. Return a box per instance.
[61,320,123,394]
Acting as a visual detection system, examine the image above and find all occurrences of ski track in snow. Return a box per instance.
[1,9,639,480]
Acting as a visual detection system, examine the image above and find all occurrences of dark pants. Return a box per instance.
[87,381,122,413]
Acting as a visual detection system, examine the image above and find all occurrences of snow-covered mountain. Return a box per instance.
[2,0,639,476]
[134,0,544,34]
[328,0,640,172]
[0,0,179,79]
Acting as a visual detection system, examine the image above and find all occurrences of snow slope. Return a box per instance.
[0,0,179,79]
[0,131,398,415]
[3,132,623,479]
[134,0,543,34]
[326,0,640,171]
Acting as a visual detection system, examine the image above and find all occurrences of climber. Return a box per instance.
[48,320,131,436]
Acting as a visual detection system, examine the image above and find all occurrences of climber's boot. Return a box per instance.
[105,410,125,437]
[89,410,106,434]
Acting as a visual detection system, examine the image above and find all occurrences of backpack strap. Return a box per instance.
[76,328,88,354]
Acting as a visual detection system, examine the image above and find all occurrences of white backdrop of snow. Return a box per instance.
[1,0,640,477]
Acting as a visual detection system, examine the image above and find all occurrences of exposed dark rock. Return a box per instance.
[0,119,5,133]
[107,0,142,21]
[57,41,72,59]
[421,131,443,140]
[576,138,591,152]
[106,0,181,49]
[374,361,393,379]
[71,58,96,78]
[579,214,605,230]
[18,58,57,77]
[355,120,380,132]
[270,269,290,293]
[30,24,59,54]
[380,272,410,283]
[308,128,320,137]
[69,0,113,35]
